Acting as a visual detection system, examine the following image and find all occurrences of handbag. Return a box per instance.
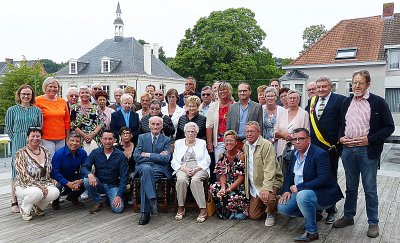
[280,141,293,176]
[206,191,216,217]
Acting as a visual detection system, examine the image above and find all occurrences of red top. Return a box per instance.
[217,105,230,142]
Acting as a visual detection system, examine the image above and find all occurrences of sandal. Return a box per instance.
[175,209,185,221]
[196,213,207,223]
[11,202,20,213]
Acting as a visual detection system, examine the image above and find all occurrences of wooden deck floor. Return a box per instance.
[0,159,399,243]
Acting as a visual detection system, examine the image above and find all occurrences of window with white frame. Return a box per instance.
[69,62,77,74]
[159,84,166,91]
[118,84,127,90]
[335,48,357,60]
[102,85,110,96]
[346,81,353,96]
[282,84,290,89]
[332,81,339,93]
[102,60,110,73]
[388,49,400,70]
[385,88,400,112]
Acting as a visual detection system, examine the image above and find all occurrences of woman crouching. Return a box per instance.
[15,127,60,220]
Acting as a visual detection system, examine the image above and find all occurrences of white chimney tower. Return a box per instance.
[143,43,152,74]
[153,43,159,59]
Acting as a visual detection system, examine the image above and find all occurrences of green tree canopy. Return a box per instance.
[0,61,47,124]
[302,24,327,52]
[169,8,283,82]
[40,59,67,74]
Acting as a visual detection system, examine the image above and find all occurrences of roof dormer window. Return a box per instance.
[69,61,77,74]
[335,48,357,60]
[101,59,110,73]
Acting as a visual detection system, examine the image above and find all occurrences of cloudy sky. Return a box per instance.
[0,0,398,63]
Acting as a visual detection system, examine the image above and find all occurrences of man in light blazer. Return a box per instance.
[227,82,263,149]
[110,94,140,145]
[133,116,172,225]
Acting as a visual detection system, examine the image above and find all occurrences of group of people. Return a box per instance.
[5,70,394,242]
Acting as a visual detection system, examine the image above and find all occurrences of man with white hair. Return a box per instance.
[134,116,172,225]
[109,88,124,111]
[66,87,79,112]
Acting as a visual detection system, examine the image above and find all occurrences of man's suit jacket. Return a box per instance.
[282,144,343,206]
[226,99,263,137]
[110,109,140,144]
[306,92,346,151]
[133,133,172,179]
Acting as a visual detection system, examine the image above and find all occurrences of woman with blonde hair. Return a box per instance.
[35,77,70,157]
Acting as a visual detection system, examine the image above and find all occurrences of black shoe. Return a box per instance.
[139,212,151,225]
[325,212,336,224]
[89,202,104,214]
[66,195,84,207]
[52,198,61,210]
[294,232,319,242]
[151,204,158,215]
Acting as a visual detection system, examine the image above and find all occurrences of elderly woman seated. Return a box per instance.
[210,130,249,219]
[171,122,211,223]
[14,127,60,221]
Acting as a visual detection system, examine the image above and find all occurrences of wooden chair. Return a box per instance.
[132,177,171,213]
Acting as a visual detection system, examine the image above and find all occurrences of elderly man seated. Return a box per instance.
[51,132,87,210]
[278,128,343,242]
[134,116,172,225]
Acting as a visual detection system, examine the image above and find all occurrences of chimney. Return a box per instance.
[143,43,152,74]
[5,58,13,64]
[153,43,159,59]
[382,2,394,19]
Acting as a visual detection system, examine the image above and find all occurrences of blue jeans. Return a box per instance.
[341,146,379,225]
[278,190,332,234]
[83,177,124,213]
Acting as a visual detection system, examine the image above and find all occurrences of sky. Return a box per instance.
[0,0,398,63]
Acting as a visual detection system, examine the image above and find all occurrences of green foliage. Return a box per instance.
[40,59,67,74]
[169,8,283,82]
[302,24,327,52]
[0,61,47,124]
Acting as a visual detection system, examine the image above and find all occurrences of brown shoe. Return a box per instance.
[332,216,354,228]
[67,195,84,207]
[89,202,104,214]
[367,224,379,238]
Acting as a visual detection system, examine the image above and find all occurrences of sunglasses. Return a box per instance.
[154,93,163,96]
[202,93,211,96]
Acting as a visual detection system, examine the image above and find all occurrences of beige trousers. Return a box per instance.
[176,170,208,208]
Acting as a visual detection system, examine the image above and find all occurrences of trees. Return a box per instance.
[168,8,283,83]
[40,59,66,74]
[0,61,47,124]
[302,24,327,52]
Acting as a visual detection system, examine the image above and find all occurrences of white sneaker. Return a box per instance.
[265,213,275,227]
[80,190,89,199]
[20,208,32,221]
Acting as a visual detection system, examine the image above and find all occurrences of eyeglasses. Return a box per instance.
[245,130,258,134]
[307,88,317,91]
[21,93,32,96]
[351,81,368,86]
[29,126,41,129]
[93,88,102,90]
[224,139,236,143]
[292,137,309,142]
[154,93,163,96]
[202,93,211,97]
[266,95,276,98]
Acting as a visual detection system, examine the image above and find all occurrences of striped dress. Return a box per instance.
[5,105,43,179]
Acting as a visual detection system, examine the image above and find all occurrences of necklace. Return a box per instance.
[27,146,41,156]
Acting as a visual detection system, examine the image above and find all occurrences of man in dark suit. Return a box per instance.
[278,128,343,242]
[227,82,263,149]
[305,76,346,224]
[110,94,140,145]
[133,116,172,225]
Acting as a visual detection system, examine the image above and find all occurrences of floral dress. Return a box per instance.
[210,151,249,219]
[70,103,102,146]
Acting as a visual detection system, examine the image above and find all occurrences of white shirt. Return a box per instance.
[246,137,259,197]
[315,92,332,115]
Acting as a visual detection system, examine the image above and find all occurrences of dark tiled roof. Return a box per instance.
[0,60,39,75]
[56,37,183,80]
[291,15,387,66]
[379,13,400,59]
[280,70,309,80]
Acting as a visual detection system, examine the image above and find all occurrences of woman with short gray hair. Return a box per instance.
[171,122,211,223]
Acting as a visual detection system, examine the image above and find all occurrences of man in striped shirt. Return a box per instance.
[333,70,394,238]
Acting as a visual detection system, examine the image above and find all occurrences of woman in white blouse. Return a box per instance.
[161,88,184,137]
[274,89,310,157]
